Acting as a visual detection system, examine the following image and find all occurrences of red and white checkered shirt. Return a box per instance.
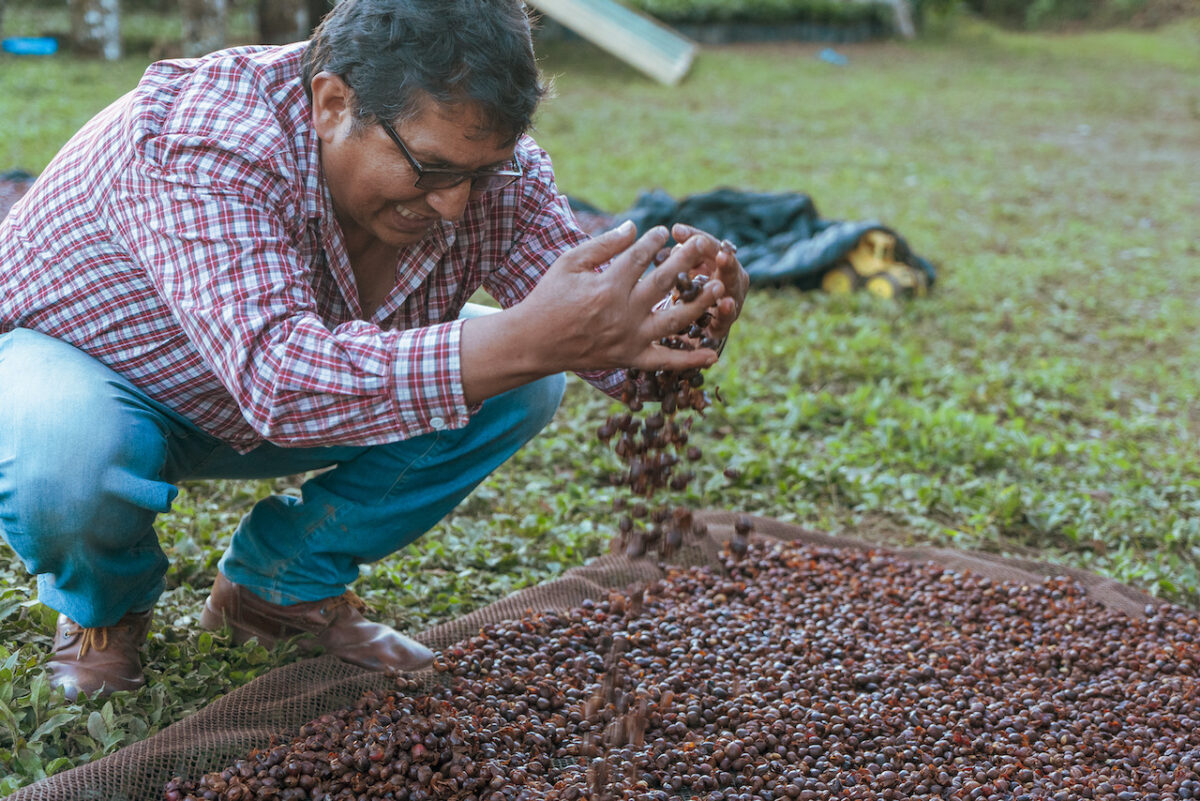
[0,43,622,452]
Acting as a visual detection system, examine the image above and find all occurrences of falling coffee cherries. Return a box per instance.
[597,272,748,563]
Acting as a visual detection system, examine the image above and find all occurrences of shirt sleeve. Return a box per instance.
[110,149,469,447]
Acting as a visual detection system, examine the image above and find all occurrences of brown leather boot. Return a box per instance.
[199,573,434,673]
[48,610,152,700]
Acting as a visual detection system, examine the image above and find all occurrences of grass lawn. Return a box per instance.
[1,10,1199,795]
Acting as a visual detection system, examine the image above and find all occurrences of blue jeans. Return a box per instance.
[0,323,564,628]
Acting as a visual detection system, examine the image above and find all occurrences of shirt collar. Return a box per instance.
[313,167,459,323]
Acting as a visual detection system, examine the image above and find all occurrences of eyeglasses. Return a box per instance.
[378,117,522,193]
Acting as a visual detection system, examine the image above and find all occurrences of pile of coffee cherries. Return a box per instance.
[597,272,732,562]
[163,539,1200,801]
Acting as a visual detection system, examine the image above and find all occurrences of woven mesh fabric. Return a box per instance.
[9,511,1162,801]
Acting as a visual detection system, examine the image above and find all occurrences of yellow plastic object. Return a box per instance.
[820,262,859,294]
[845,230,930,299]
[865,272,901,299]
[903,264,930,297]
[846,230,897,278]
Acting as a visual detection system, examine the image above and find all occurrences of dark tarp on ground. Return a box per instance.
[569,187,937,290]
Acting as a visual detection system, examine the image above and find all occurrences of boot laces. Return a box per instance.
[65,623,115,659]
[323,591,369,616]
[63,614,146,658]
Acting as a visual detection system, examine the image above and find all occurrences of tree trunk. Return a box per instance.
[850,0,916,38]
[180,0,228,57]
[69,0,121,60]
[258,0,309,44]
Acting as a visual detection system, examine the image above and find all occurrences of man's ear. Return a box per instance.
[311,71,354,143]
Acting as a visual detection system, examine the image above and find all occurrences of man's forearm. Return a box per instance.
[459,307,555,405]
[458,224,737,407]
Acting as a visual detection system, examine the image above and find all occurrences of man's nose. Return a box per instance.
[424,180,474,222]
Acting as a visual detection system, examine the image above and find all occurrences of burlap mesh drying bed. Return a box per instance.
[9,511,1189,801]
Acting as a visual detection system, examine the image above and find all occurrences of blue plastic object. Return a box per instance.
[818,47,848,66]
[2,37,60,56]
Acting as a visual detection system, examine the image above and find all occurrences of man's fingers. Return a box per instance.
[671,222,737,254]
[670,222,711,244]
[636,279,724,346]
[671,224,741,285]
[670,222,695,242]
[635,235,720,304]
[612,225,673,287]
[629,341,719,374]
[558,219,639,273]
[706,296,737,339]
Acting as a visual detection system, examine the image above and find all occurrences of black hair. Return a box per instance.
[301,0,546,142]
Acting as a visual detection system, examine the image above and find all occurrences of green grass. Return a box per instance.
[2,13,1199,796]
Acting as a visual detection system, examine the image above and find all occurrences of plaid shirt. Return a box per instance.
[0,43,622,452]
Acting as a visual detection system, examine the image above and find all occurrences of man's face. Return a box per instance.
[313,75,516,250]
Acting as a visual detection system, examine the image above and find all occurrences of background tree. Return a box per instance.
[257,0,335,44]
[181,0,228,56]
[69,0,121,59]
[258,0,304,43]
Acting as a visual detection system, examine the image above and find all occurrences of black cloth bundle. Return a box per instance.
[571,187,936,290]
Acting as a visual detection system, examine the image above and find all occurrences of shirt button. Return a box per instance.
[429,416,445,430]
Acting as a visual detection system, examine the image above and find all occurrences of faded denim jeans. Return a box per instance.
[0,312,563,627]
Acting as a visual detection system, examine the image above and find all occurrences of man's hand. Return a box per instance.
[520,220,731,372]
[660,222,749,347]
[460,221,732,404]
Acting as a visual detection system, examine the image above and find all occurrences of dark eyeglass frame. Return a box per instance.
[378,117,522,193]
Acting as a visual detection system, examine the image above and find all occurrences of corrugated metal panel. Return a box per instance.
[529,0,698,85]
